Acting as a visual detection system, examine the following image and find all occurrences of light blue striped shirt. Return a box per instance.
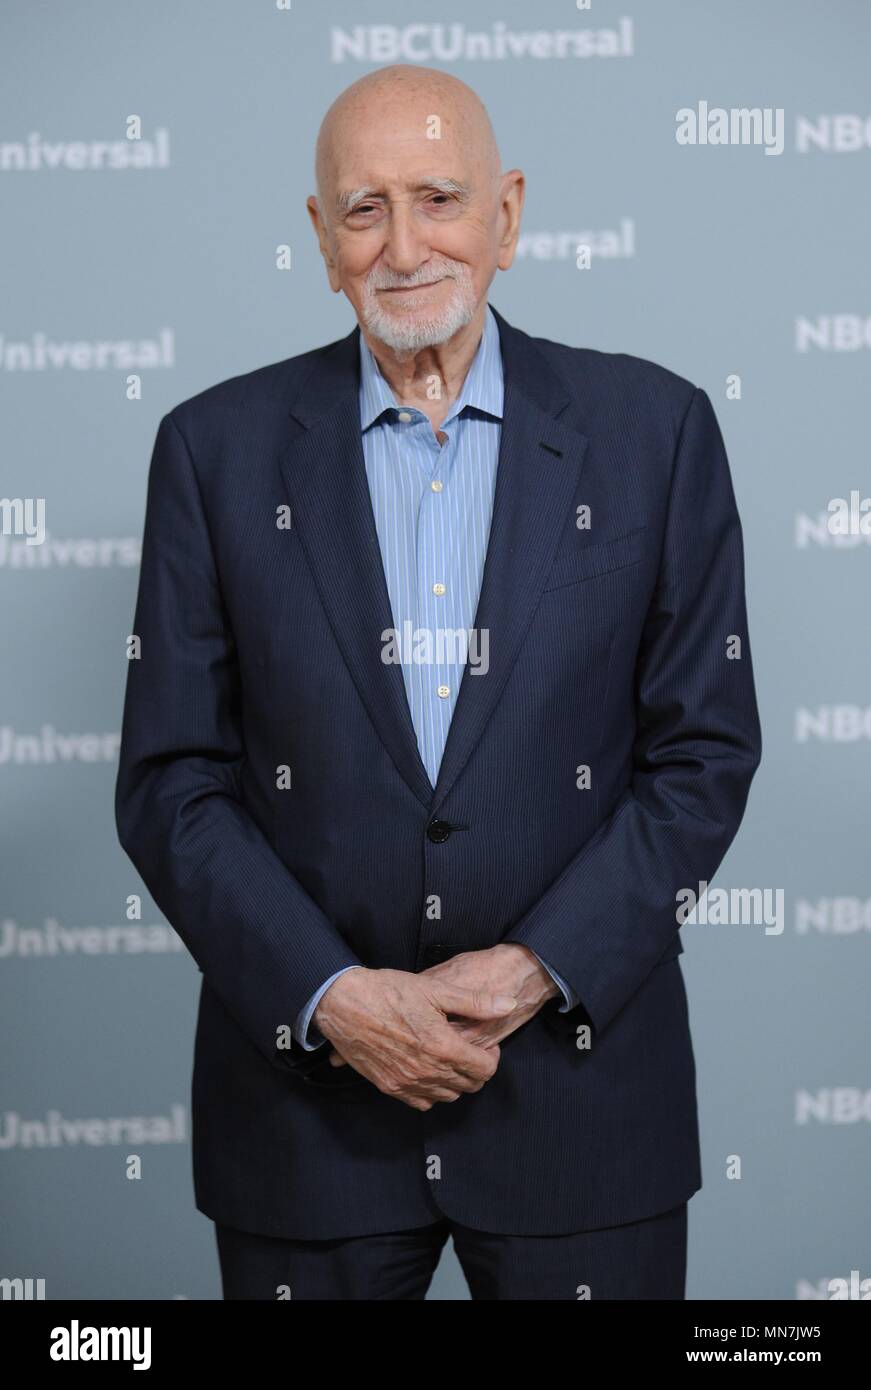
[294,306,577,1048]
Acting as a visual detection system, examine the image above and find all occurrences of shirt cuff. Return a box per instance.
[293,965,363,1050]
[528,950,579,1014]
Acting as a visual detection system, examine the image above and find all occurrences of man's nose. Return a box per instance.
[382,204,430,277]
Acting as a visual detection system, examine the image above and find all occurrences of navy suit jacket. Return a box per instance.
[115,304,762,1239]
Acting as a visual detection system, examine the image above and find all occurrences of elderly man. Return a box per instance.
[116,64,761,1300]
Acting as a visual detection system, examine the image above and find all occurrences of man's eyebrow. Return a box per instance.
[335,177,471,214]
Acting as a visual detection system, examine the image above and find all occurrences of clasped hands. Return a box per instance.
[312,944,560,1111]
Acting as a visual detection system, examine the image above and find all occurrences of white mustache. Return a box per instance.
[372,276,450,290]
[368,267,460,291]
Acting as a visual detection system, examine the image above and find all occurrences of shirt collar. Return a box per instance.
[358,302,504,432]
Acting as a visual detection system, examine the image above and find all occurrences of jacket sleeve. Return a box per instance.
[504,386,762,1036]
[115,412,363,1071]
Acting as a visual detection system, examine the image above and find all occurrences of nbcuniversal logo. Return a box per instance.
[329,19,635,63]
[795,1089,871,1123]
[795,707,871,742]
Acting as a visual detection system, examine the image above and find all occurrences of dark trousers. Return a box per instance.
[215,1203,687,1300]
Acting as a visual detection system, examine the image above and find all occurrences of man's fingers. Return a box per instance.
[454,1025,503,1047]
[429,1024,502,1081]
[328,1048,347,1067]
[428,983,517,1022]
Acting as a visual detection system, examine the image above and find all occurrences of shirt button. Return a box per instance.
[437,685,450,699]
[397,410,412,423]
[431,480,443,493]
[432,583,446,596]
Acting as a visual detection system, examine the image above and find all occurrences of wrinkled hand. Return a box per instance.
[422,944,559,1048]
[313,967,517,1110]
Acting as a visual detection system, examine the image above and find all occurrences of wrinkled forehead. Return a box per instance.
[319,94,491,203]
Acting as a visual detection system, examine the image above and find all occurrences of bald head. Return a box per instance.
[315,65,502,213]
[306,63,524,355]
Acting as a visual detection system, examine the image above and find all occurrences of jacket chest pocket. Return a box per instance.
[542,525,647,592]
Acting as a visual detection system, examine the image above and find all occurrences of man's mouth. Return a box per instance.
[378,278,446,295]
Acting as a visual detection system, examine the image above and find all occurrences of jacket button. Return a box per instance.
[426,819,452,843]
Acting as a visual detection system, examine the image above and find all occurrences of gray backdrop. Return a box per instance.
[1,0,869,1301]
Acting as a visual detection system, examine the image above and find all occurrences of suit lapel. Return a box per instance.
[278,306,590,818]
[278,328,435,810]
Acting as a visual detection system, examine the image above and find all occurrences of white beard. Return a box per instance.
[360,259,479,353]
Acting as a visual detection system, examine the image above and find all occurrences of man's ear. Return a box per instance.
[496,170,525,272]
[306,196,342,293]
